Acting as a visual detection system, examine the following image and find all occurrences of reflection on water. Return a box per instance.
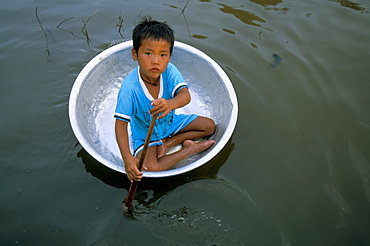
[217,3,267,28]
[222,28,236,35]
[250,0,283,5]
[331,0,368,12]
[192,34,208,39]
[249,0,289,13]
[164,2,194,39]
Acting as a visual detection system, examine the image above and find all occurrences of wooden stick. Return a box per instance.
[123,116,157,210]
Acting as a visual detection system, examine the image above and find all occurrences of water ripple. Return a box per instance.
[348,141,370,203]
[130,179,281,245]
[324,183,352,214]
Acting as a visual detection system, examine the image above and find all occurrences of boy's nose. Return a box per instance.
[152,55,159,64]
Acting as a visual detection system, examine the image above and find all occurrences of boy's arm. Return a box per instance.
[150,87,191,119]
[115,119,143,181]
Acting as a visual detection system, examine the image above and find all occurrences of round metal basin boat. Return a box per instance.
[69,40,238,178]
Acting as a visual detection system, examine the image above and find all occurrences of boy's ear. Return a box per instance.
[132,48,138,61]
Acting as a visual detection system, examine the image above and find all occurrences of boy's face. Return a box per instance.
[132,38,171,83]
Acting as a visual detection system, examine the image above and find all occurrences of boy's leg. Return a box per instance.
[158,116,215,158]
[139,139,215,172]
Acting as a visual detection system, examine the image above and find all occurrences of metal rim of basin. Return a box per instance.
[69,40,238,178]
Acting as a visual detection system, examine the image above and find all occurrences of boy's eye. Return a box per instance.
[145,52,151,56]
[161,54,167,57]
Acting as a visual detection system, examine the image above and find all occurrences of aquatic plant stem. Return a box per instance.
[117,12,124,39]
[35,7,50,61]
[123,116,157,210]
[80,10,98,46]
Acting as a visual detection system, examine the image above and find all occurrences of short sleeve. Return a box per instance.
[114,72,137,123]
[165,63,188,98]
[114,88,133,122]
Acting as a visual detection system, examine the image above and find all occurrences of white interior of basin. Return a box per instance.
[69,41,237,177]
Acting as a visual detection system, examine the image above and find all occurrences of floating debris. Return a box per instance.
[268,53,282,68]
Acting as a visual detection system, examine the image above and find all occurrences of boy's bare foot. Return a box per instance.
[157,139,215,159]
[182,139,215,155]
[157,143,168,159]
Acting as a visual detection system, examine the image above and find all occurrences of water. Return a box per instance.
[1,0,369,245]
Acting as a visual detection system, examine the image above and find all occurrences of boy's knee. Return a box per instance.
[204,118,216,136]
[144,160,161,172]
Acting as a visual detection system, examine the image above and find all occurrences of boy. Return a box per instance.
[114,17,215,182]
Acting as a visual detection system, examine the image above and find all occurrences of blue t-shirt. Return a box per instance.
[114,63,190,152]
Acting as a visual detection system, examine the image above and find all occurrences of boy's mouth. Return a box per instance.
[150,68,160,72]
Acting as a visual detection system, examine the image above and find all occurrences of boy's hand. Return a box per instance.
[125,156,143,182]
[150,88,191,119]
[150,98,174,119]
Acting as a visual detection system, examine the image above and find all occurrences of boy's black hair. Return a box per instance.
[132,16,175,55]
